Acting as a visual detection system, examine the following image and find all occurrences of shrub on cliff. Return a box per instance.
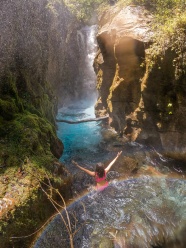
[115,0,186,80]
[64,0,110,21]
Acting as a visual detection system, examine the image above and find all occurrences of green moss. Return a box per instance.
[31,155,54,169]
[0,62,64,248]
[0,71,61,169]
[0,112,58,166]
[0,188,56,248]
[0,170,72,248]
[0,117,8,137]
[1,74,18,99]
[0,99,19,120]
[0,159,72,248]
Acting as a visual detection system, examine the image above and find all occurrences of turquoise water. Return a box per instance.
[57,103,108,166]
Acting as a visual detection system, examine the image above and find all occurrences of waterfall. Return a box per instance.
[76,25,98,106]
[56,25,103,165]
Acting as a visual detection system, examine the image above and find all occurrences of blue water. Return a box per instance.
[57,102,108,166]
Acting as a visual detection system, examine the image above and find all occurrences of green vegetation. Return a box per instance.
[0,72,60,169]
[63,0,186,81]
[64,0,109,21]
[148,10,186,80]
[0,66,68,247]
[0,160,71,248]
[63,0,186,24]
[108,0,186,82]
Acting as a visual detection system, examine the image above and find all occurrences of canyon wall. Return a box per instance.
[95,5,186,161]
[0,0,83,165]
[0,1,80,246]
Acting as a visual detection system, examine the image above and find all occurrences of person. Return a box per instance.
[72,151,122,191]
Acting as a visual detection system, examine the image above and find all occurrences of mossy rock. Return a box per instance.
[0,160,72,248]
[0,99,19,120]
[0,184,71,248]
[0,75,18,100]
[0,65,63,248]
[0,110,62,168]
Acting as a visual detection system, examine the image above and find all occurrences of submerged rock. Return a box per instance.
[33,178,186,248]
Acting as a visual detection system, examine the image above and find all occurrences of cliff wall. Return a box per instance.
[95,5,186,161]
[0,1,81,246]
[0,0,85,165]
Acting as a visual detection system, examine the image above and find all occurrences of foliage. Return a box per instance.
[0,162,71,248]
[114,0,186,81]
[147,10,186,79]
[117,0,186,11]
[64,0,109,21]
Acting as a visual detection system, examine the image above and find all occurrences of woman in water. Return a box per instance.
[72,151,122,191]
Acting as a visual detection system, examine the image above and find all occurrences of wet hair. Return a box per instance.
[95,163,105,178]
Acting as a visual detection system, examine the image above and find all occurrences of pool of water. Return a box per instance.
[57,102,110,167]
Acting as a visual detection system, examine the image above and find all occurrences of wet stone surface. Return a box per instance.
[34,177,186,248]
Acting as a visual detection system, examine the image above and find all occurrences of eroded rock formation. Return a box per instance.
[95,5,186,161]
[0,1,80,246]
[0,0,88,165]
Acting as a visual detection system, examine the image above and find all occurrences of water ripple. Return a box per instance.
[33,178,186,248]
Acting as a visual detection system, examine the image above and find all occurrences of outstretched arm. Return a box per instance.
[72,160,95,177]
[105,151,122,173]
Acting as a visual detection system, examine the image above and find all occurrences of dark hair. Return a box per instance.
[95,163,105,178]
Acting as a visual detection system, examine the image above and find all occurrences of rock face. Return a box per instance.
[0,1,80,246]
[94,5,186,160]
[0,0,82,106]
[0,0,84,164]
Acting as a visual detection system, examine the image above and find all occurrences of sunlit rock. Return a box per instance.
[94,4,186,161]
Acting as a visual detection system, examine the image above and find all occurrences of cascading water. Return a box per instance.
[57,25,111,172]
[34,121,186,248]
[34,177,186,248]
[56,25,112,192]
[76,25,98,105]
[33,25,186,248]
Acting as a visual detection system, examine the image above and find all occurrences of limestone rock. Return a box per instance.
[95,5,186,161]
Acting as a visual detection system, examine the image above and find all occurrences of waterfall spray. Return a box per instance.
[76,25,98,106]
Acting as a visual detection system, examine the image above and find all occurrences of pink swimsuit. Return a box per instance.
[95,171,109,191]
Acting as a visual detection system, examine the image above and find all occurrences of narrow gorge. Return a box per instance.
[0,1,186,248]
